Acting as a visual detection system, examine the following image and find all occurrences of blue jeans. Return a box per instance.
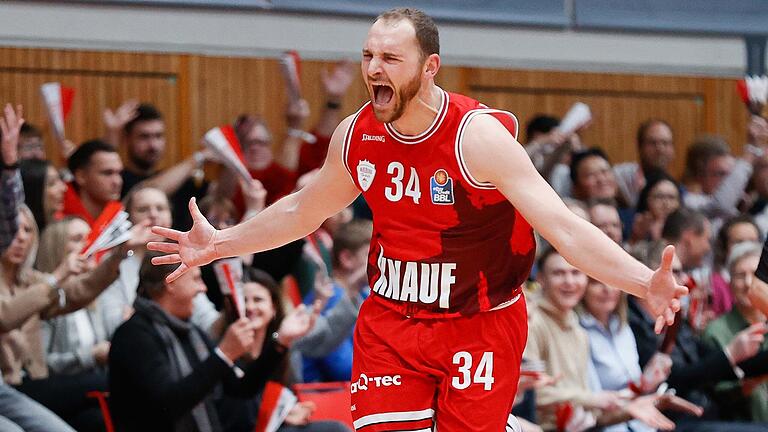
[0,384,75,432]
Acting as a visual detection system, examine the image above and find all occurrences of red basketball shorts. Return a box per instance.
[350,294,528,431]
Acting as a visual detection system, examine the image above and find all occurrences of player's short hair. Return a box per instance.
[376,8,439,60]
[332,219,373,268]
[125,103,163,134]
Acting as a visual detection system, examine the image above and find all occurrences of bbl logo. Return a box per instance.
[430,169,454,205]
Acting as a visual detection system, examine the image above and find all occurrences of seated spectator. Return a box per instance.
[579,278,672,432]
[108,252,318,432]
[588,200,624,245]
[37,218,110,377]
[220,268,351,432]
[1,103,78,432]
[62,140,123,226]
[0,204,147,431]
[302,219,371,382]
[99,186,221,338]
[630,241,768,432]
[19,158,67,232]
[614,119,676,207]
[748,152,768,235]
[105,101,212,231]
[711,215,761,316]
[661,208,714,331]
[703,241,768,422]
[682,131,759,234]
[629,169,681,245]
[526,248,697,431]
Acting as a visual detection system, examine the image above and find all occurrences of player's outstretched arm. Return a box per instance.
[462,114,686,333]
[148,115,360,282]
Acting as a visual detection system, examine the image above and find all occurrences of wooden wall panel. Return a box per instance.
[0,46,756,182]
[466,68,749,178]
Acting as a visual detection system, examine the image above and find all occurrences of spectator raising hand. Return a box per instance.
[322,60,356,101]
[1,103,24,166]
[103,99,139,147]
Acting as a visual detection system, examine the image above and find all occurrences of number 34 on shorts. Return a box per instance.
[452,351,495,391]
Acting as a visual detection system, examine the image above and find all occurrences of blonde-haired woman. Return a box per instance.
[0,205,148,432]
[37,218,111,377]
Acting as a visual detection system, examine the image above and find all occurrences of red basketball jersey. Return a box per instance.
[343,89,536,318]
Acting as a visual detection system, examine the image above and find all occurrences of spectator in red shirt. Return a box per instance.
[63,140,123,226]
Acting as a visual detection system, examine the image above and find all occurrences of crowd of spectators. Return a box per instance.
[1,54,768,432]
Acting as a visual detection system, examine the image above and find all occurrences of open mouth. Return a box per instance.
[372,83,394,106]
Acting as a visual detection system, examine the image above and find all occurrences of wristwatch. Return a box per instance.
[45,274,66,308]
[271,331,289,352]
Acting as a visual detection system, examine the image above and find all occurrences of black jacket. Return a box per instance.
[108,308,283,432]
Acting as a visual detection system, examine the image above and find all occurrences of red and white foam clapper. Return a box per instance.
[254,382,298,432]
[40,82,75,142]
[80,202,132,258]
[737,75,768,115]
[213,258,245,319]
[203,124,252,183]
[557,102,592,135]
[280,50,303,103]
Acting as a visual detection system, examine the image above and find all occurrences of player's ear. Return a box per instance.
[423,53,440,79]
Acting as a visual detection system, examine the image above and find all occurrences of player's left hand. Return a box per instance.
[647,245,688,334]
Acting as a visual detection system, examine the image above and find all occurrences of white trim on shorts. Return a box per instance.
[353,408,435,430]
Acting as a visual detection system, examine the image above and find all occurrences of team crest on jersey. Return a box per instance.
[430,169,454,205]
[357,160,376,191]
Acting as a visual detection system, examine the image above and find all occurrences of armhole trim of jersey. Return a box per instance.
[455,108,519,190]
[341,102,369,183]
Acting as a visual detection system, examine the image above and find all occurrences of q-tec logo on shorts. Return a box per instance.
[350,373,402,393]
[430,169,454,205]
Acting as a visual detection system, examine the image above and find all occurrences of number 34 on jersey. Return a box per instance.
[357,160,455,205]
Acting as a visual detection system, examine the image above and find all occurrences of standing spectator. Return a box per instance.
[614,119,675,207]
[104,102,212,231]
[704,241,768,422]
[62,140,123,226]
[682,128,762,233]
[17,123,46,161]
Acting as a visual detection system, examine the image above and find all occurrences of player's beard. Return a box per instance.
[373,70,422,124]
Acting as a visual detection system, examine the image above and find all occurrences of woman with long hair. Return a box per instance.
[19,159,66,232]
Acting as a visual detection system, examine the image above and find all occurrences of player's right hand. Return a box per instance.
[147,197,219,282]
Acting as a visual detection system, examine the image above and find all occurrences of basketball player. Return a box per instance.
[148,8,687,431]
